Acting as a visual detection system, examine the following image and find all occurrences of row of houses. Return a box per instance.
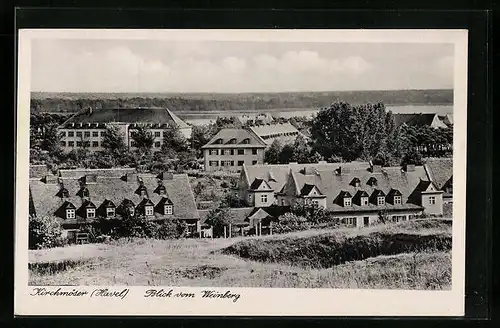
[29,157,452,242]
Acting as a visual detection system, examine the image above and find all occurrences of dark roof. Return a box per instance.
[338,190,353,198]
[300,184,318,196]
[201,128,267,149]
[249,178,265,190]
[387,188,402,197]
[156,197,173,206]
[393,113,448,128]
[59,107,189,129]
[137,198,154,207]
[29,170,199,222]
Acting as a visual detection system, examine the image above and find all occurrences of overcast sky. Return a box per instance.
[31,39,454,93]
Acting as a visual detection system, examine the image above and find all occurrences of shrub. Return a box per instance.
[29,215,66,249]
[273,212,309,234]
[291,201,329,224]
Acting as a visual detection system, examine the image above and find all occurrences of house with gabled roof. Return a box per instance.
[394,113,449,129]
[248,122,306,147]
[201,128,267,171]
[57,106,192,152]
[239,160,444,228]
[424,157,453,202]
[29,168,200,242]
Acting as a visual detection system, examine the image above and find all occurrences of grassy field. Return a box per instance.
[29,219,452,290]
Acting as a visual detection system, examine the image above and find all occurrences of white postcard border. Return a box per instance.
[15,29,468,316]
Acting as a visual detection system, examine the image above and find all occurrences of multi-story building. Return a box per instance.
[29,167,200,242]
[201,128,267,172]
[57,107,192,152]
[238,161,445,227]
[248,122,306,147]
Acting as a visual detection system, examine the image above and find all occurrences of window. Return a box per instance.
[242,138,250,144]
[76,141,82,147]
[60,141,66,147]
[281,199,286,206]
[145,206,154,216]
[343,197,352,206]
[238,160,244,166]
[261,194,268,203]
[230,149,235,155]
[92,131,99,137]
[92,141,99,147]
[68,131,74,137]
[252,160,258,165]
[361,197,368,206]
[429,196,436,205]
[154,141,161,148]
[140,189,147,197]
[238,149,245,155]
[312,200,319,206]
[345,217,357,227]
[128,207,135,217]
[154,131,161,137]
[86,208,96,219]
[392,215,406,223]
[164,205,173,215]
[252,149,258,155]
[84,131,91,138]
[224,149,232,155]
[66,209,75,219]
[209,161,219,167]
[215,138,223,144]
[209,149,218,156]
[248,194,252,202]
[106,208,115,217]
[76,132,83,137]
[68,141,74,147]
[100,131,105,137]
[394,196,402,205]
[377,197,385,206]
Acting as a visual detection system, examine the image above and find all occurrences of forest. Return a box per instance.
[30,89,453,113]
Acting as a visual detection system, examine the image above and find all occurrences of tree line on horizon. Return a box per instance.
[30,89,453,113]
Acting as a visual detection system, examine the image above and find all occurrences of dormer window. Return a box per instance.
[394,196,402,205]
[242,138,250,144]
[164,205,173,215]
[377,196,385,206]
[106,207,115,217]
[87,208,96,219]
[350,178,361,187]
[367,177,378,187]
[128,207,135,217]
[344,197,352,207]
[145,206,154,216]
[229,138,237,144]
[361,197,369,206]
[80,187,90,198]
[66,209,75,219]
[215,138,223,144]
[155,184,166,195]
[61,188,69,198]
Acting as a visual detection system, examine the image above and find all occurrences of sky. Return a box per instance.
[31,39,454,93]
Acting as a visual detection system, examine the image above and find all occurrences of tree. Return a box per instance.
[309,151,324,164]
[39,124,63,153]
[101,125,126,155]
[290,201,328,224]
[191,124,217,154]
[264,139,282,164]
[204,207,234,237]
[278,144,295,164]
[401,147,423,167]
[29,215,65,249]
[291,134,311,163]
[130,125,154,153]
[161,125,189,153]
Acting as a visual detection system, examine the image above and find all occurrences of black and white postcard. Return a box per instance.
[15,29,467,316]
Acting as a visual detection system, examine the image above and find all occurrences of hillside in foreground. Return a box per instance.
[29,219,452,289]
[30,89,453,113]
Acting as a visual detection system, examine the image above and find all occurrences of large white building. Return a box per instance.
[57,107,192,152]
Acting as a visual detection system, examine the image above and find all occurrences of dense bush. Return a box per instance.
[273,213,310,234]
[29,215,66,249]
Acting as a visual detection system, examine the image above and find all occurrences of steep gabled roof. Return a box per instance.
[425,157,453,190]
[249,178,269,190]
[339,190,353,198]
[30,170,199,221]
[59,107,190,129]
[201,128,267,149]
[137,198,155,207]
[394,113,447,128]
[300,184,320,196]
[387,188,402,197]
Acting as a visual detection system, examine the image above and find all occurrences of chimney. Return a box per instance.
[405,164,416,172]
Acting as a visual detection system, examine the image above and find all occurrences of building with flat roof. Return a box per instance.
[201,128,267,172]
[57,107,192,152]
